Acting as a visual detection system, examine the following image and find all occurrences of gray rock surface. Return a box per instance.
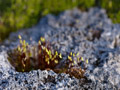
[0,7,120,89]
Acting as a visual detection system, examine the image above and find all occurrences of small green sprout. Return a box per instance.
[86,59,88,64]
[73,53,75,57]
[68,55,72,61]
[77,57,80,62]
[81,57,84,61]
[55,51,58,55]
[59,53,62,58]
[54,60,58,64]
[70,52,72,56]
[40,37,45,42]
[18,35,22,39]
[76,52,79,56]
[73,60,77,64]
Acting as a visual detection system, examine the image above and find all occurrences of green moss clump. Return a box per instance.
[8,35,88,79]
[8,35,62,72]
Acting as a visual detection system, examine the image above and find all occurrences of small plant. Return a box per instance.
[8,35,88,79]
[66,52,88,78]
[54,52,88,79]
[8,35,62,72]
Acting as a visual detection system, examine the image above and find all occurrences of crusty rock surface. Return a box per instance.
[0,8,120,89]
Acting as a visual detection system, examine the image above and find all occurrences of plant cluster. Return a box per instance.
[8,35,62,72]
[54,52,88,79]
[67,52,88,78]
[67,52,88,67]
[8,35,88,78]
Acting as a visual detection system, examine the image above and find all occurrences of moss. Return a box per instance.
[8,35,62,72]
[8,35,88,79]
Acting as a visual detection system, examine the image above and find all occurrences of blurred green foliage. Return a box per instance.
[100,0,120,23]
[0,0,95,41]
[0,0,42,41]
[0,0,120,41]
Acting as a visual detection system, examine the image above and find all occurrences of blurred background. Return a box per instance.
[0,0,120,42]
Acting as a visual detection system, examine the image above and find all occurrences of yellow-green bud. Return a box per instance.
[86,59,88,64]
[76,52,79,56]
[70,52,72,56]
[73,60,77,64]
[40,37,45,42]
[55,51,58,55]
[68,56,72,61]
[18,35,22,39]
[73,53,75,57]
[54,60,58,64]
[59,53,62,58]
[81,57,84,61]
